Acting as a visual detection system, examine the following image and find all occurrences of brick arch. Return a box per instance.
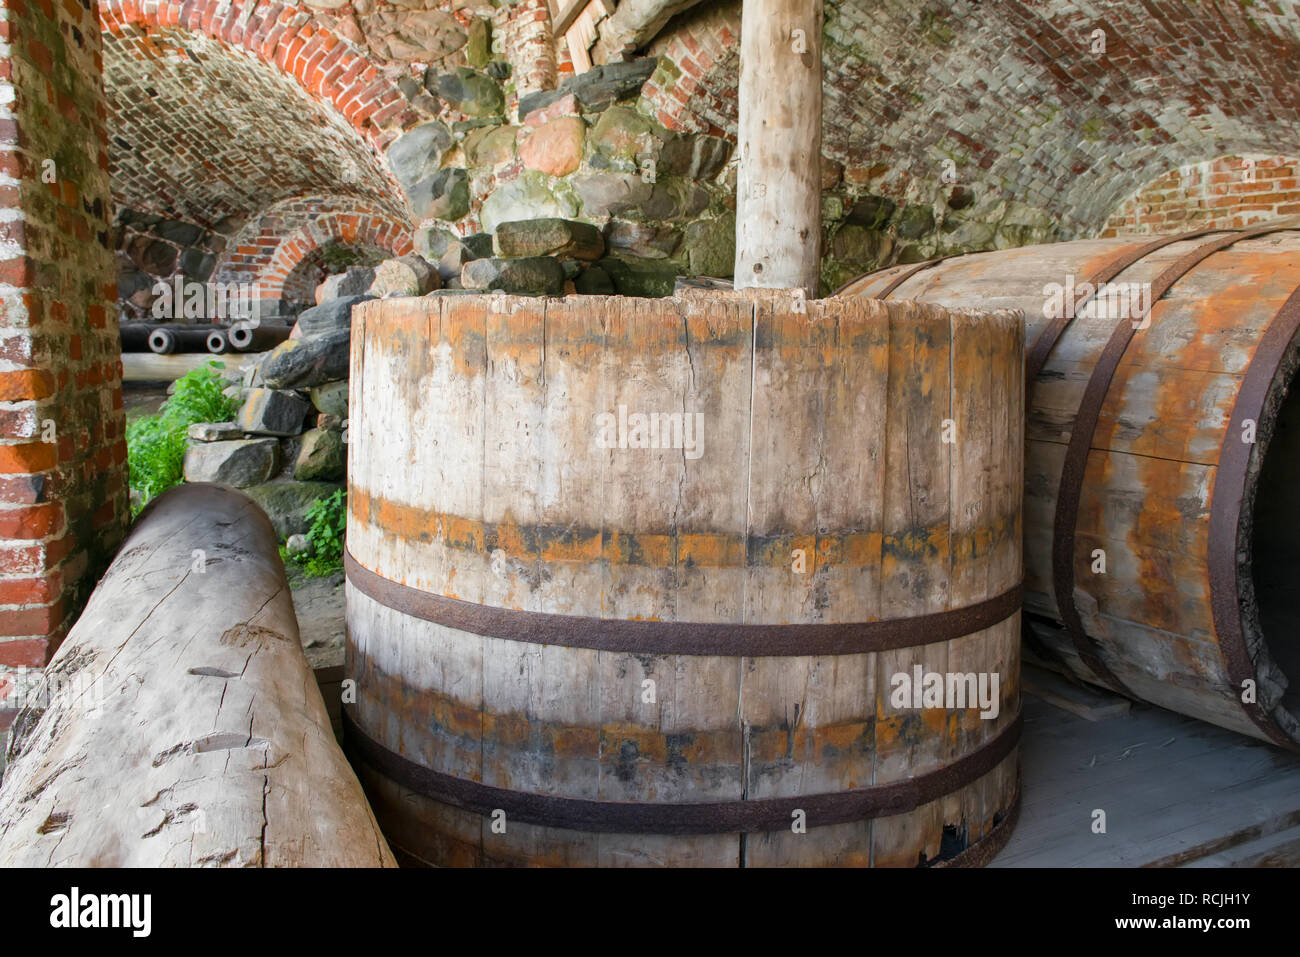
[98,0,415,153]
[1101,154,1300,237]
[245,205,414,309]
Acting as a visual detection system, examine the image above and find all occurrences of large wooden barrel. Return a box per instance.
[344,292,1024,866]
[837,226,1300,748]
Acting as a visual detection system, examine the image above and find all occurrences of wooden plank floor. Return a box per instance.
[993,667,1300,867]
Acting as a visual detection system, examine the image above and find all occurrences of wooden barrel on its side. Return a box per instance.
[344,291,1025,867]
[836,227,1300,748]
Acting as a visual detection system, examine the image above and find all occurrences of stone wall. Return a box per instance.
[114,209,226,320]
[0,0,126,695]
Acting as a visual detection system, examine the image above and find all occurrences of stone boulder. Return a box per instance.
[296,294,375,337]
[846,195,896,230]
[430,67,503,117]
[590,106,668,166]
[186,421,243,443]
[517,57,658,117]
[604,222,681,259]
[368,256,440,297]
[243,480,342,538]
[574,265,615,295]
[494,219,604,261]
[182,438,281,487]
[412,225,458,261]
[294,428,345,481]
[260,330,351,390]
[436,239,492,283]
[464,124,517,167]
[407,167,469,222]
[309,380,349,418]
[237,388,312,436]
[597,255,682,298]
[562,58,658,112]
[461,257,566,296]
[479,172,579,234]
[315,266,376,304]
[660,134,732,181]
[896,204,936,239]
[385,120,453,191]
[684,212,737,278]
[518,116,586,178]
[572,173,652,219]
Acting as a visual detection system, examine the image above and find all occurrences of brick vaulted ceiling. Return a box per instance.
[96,0,1300,240]
[102,26,406,231]
[646,0,1300,236]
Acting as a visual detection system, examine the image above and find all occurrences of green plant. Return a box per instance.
[127,361,239,513]
[287,489,347,578]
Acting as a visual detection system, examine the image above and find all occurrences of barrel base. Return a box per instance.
[932,779,1020,868]
[345,747,1021,868]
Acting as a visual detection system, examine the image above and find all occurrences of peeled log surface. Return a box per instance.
[734,0,822,292]
[0,483,395,867]
[122,350,264,384]
[345,292,1024,867]
[836,229,1300,748]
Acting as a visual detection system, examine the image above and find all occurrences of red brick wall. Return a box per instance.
[0,0,127,691]
[495,0,555,102]
[1100,155,1300,236]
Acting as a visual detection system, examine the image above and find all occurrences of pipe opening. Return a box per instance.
[1251,368,1300,726]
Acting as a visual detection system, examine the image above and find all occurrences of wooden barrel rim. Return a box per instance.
[344,551,1021,658]
[1051,224,1300,703]
[341,709,1022,835]
[872,257,949,300]
[1208,280,1300,750]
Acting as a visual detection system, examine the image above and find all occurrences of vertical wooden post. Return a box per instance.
[734,0,823,293]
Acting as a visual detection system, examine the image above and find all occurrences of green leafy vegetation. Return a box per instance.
[126,361,238,513]
[285,489,347,578]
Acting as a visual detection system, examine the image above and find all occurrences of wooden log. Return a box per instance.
[836,229,1300,749]
[344,292,1023,866]
[0,483,395,867]
[734,0,823,293]
[122,350,264,384]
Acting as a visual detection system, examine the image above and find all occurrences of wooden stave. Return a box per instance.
[345,293,1025,866]
[837,231,1300,747]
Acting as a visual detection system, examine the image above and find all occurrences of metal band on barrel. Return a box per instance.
[1051,225,1297,698]
[344,551,1021,657]
[1023,227,1234,385]
[873,257,948,300]
[1208,279,1300,750]
[343,709,1021,835]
